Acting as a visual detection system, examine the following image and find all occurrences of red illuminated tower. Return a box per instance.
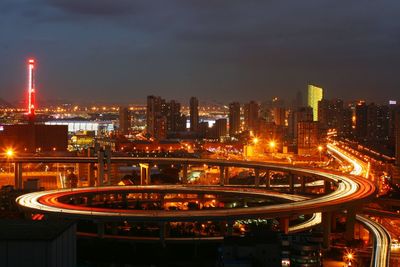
[27,59,36,121]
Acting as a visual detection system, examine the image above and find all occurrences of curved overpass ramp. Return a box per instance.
[17,161,375,222]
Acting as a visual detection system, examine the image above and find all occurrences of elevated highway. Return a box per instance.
[328,142,391,267]
[17,159,376,222]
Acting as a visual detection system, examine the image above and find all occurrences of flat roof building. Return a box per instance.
[0,124,68,153]
[307,85,323,121]
[0,220,76,267]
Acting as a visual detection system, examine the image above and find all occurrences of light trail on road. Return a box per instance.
[357,215,391,267]
[328,142,390,267]
[327,143,364,176]
[17,160,375,221]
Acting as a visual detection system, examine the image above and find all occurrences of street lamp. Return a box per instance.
[269,141,276,150]
[252,137,259,145]
[4,148,15,183]
[344,250,355,266]
[347,252,353,261]
[269,140,276,158]
[5,148,14,158]
[318,145,323,161]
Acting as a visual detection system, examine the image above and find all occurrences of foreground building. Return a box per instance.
[0,220,76,267]
[0,124,68,153]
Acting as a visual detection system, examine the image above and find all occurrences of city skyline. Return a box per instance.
[0,1,400,104]
[1,2,400,267]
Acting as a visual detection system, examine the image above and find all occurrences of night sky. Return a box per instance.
[1,0,399,105]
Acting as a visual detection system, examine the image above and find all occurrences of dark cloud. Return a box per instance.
[0,0,400,104]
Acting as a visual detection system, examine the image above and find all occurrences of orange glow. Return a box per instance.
[269,140,276,149]
[5,148,14,157]
[252,137,259,145]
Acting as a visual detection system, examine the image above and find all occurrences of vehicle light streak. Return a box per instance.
[357,215,391,267]
[16,162,374,222]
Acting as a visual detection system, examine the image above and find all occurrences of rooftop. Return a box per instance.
[0,220,75,241]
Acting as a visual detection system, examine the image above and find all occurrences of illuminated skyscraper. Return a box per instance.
[190,97,199,132]
[288,106,313,141]
[244,101,259,132]
[318,99,344,134]
[215,118,227,139]
[119,107,130,135]
[297,121,319,156]
[272,107,286,126]
[147,95,167,139]
[355,101,367,141]
[396,111,400,166]
[307,85,323,121]
[229,102,241,136]
[166,100,186,133]
[27,59,36,121]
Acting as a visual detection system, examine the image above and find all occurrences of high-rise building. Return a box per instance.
[244,101,259,133]
[354,101,391,144]
[215,118,228,139]
[396,111,400,166]
[297,121,319,156]
[147,95,167,139]
[229,102,241,136]
[355,101,368,141]
[342,107,353,138]
[198,121,209,139]
[166,100,185,133]
[190,97,199,132]
[389,102,400,147]
[272,107,286,126]
[295,90,303,108]
[307,85,323,121]
[154,116,167,140]
[288,107,313,141]
[318,99,344,134]
[374,104,390,142]
[119,107,130,135]
[147,96,186,139]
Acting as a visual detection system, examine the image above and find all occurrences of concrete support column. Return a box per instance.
[86,195,93,206]
[88,163,95,187]
[322,212,332,249]
[331,212,337,232]
[87,148,95,187]
[226,220,234,236]
[345,207,356,241]
[159,222,169,247]
[139,163,150,185]
[224,167,230,185]
[301,177,306,193]
[219,221,227,236]
[219,166,225,186]
[97,222,105,238]
[105,146,111,185]
[324,180,331,194]
[160,193,165,209]
[14,162,23,190]
[279,217,289,234]
[122,193,128,208]
[97,151,105,186]
[266,170,271,189]
[289,173,294,194]
[111,222,118,235]
[254,168,260,187]
[182,164,188,184]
